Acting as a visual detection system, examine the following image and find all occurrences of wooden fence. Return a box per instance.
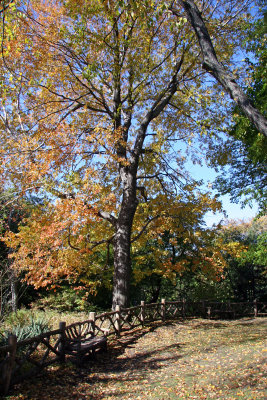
[0,299,266,395]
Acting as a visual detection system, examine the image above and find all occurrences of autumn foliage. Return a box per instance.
[0,0,260,306]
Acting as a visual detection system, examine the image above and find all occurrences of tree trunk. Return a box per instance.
[112,223,132,309]
[112,163,138,309]
[111,33,182,308]
[9,268,18,312]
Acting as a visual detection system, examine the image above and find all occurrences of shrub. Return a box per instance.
[0,314,50,346]
[32,287,89,312]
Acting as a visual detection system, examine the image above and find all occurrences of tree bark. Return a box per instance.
[112,222,132,309]
[9,268,18,312]
[112,167,138,309]
[174,0,267,138]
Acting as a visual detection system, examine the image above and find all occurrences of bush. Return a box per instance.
[33,287,90,312]
[2,308,31,329]
[0,314,50,346]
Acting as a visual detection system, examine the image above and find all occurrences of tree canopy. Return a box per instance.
[0,0,265,307]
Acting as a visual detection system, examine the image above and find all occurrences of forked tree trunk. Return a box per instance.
[111,39,181,308]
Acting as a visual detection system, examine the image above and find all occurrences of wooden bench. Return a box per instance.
[65,335,107,361]
[63,320,108,365]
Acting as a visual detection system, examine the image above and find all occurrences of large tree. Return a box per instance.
[0,0,260,307]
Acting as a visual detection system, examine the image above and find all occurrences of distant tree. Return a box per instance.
[0,190,26,314]
[219,217,267,301]
[131,209,244,303]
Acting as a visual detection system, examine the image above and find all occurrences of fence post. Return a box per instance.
[2,334,17,395]
[161,298,166,321]
[58,322,66,364]
[182,298,186,318]
[115,305,121,336]
[207,306,211,319]
[201,300,206,318]
[254,299,258,317]
[140,301,145,326]
[89,312,95,336]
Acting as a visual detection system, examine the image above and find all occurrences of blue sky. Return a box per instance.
[204,195,258,227]
[187,161,258,227]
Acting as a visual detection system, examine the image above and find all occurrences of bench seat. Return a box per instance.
[65,334,107,364]
[66,336,107,353]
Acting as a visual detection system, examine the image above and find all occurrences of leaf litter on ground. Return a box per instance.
[5,317,267,400]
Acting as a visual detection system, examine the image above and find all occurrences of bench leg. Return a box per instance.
[91,348,96,359]
[103,341,108,352]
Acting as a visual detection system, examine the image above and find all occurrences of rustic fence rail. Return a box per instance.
[0,299,266,395]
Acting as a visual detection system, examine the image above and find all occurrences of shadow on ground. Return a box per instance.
[5,318,267,400]
[6,321,184,400]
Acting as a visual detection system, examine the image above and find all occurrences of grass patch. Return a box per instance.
[1,308,91,334]
[4,318,267,400]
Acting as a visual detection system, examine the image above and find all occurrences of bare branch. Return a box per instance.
[98,210,117,226]
[88,235,115,250]
[67,228,81,251]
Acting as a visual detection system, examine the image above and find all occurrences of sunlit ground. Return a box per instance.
[6,318,267,400]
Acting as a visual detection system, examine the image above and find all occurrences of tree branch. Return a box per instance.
[131,215,160,243]
[98,210,117,226]
[132,54,185,162]
[171,0,267,137]
[88,235,115,250]
[0,0,14,14]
